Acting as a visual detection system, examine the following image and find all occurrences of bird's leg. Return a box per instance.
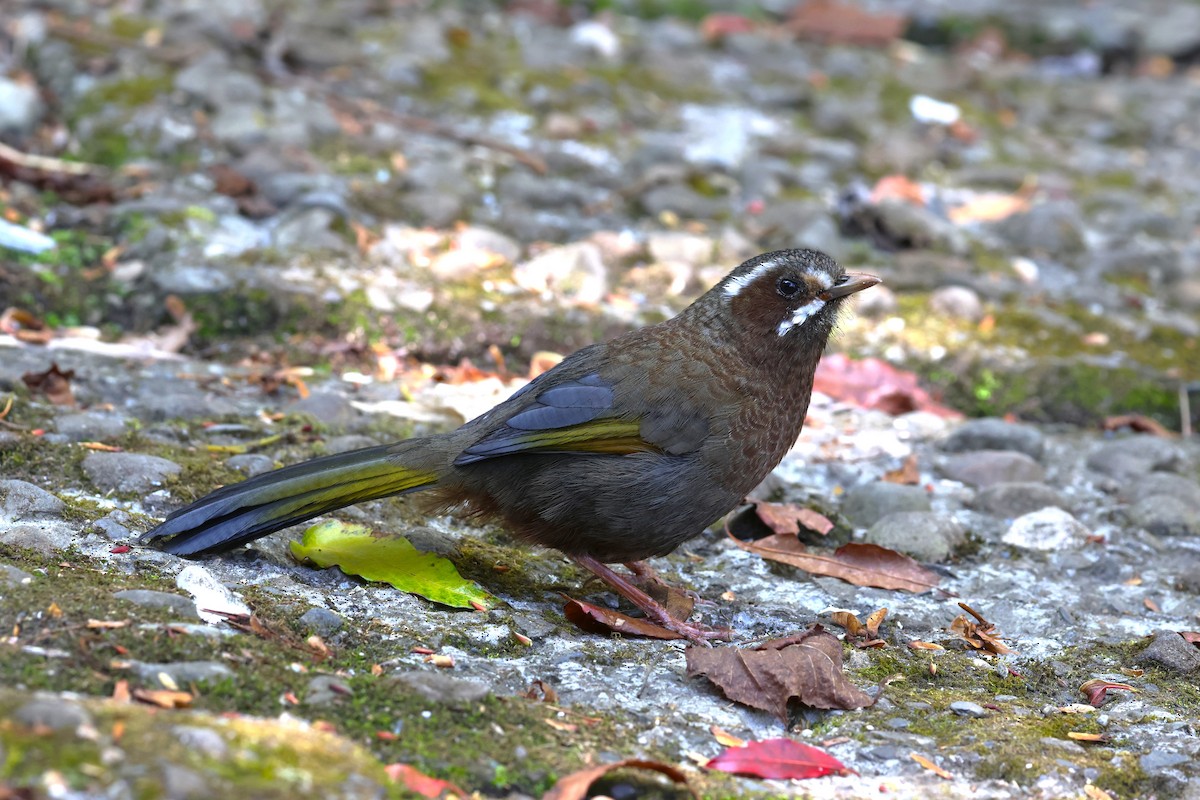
[572,555,732,644]
[623,561,704,603]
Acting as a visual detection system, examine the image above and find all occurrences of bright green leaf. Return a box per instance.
[290,520,492,610]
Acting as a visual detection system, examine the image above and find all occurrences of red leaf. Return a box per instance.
[706,738,853,780]
[384,764,466,799]
[813,355,960,418]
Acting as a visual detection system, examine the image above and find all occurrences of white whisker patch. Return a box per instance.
[776,298,825,336]
[723,259,778,298]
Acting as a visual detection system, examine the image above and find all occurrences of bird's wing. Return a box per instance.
[453,371,706,466]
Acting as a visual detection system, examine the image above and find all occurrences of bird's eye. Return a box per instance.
[777,277,801,297]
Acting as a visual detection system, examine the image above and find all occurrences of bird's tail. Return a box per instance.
[140,441,443,556]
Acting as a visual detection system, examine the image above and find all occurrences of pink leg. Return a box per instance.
[573,555,732,645]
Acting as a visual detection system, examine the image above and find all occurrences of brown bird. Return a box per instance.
[142,249,879,643]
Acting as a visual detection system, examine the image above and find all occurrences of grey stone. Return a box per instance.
[82,452,182,495]
[949,701,987,718]
[841,482,931,528]
[0,479,66,519]
[989,201,1085,256]
[974,483,1068,518]
[390,671,490,709]
[138,391,238,422]
[161,763,211,799]
[54,411,130,442]
[929,286,984,323]
[1002,507,1090,551]
[114,590,199,619]
[1139,630,1200,673]
[91,509,136,541]
[152,263,234,294]
[1139,749,1192,771]
[13,696,92,732]
[172,726,229,760]
[132,661,234,686]
[305,674,353,706]
[639,183,728,220]
[288,392,361,432]
[1086,437,1187,481]
[1127,495,1200,537]
[1119,472,1200,510]
[863,512,965,563]
[225,454,276,477]
[299,607,344,636]
[941,419,1046,460]
[940,451,1046,488]
[0,522,74,554]
[0,563,33,585]
[324,435,381,455]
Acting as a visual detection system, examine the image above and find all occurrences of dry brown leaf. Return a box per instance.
[946,192,1030,224]
[562,597,684,640]
[710,726,747,748]
[21,363,76,406]
[132,688,192,709]
[1102,414,1173,437]
[910,752,953,780]
[751,502,836,537]
[522,679,558,703]
[1085,784,1116,800]
[829,611,864,636]
[948,602,1012,655]
[1067,732,1109,743]
[728,527,940,593]
[882,454,920,485]
[685,627,874,721]
[542,759,696,800]
[864,608,888,638]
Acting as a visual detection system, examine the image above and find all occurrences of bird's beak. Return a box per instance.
[821,272,881,300]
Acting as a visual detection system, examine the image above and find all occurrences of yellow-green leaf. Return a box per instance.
[290,520,493,610]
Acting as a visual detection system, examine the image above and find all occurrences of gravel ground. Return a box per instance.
[1,1,1199,798]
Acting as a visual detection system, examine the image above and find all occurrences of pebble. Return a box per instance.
[81,452,182,495]
[53,411,131,442]
[225,454,277,476]
[940,418,1046,460]
[13,696,92,732]
[863,511,965,563]
[939,451,1047,487]
[132,661,235,686]
[114,589,200,619]
[1126,495,1200,537]
[0,479,66,519]
[1085,437,1187,481]
[513,242,609,306]
[0,564,33,585]
[1139,749,1192,771]
[949,701,988,718]
[388,672,490,709]
[841,482,932,528]
[288,392,362,432]
[299,607,344,636]
[1002,507,1091,551]
[1119,472,1200,510]
[172,726,229,760]
[1138,630,1200,673]
[305,675,353,706]
[91,509,136,541]
[929,286,984,322]
[973,482,1069,518]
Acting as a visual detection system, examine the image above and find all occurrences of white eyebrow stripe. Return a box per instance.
[776,298,825,336]
[723,259,778,298]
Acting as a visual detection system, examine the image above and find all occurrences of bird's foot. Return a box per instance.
[574,555,733,646]
[623,560,707,605]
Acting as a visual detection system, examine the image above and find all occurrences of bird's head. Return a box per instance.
[717,249,879,345]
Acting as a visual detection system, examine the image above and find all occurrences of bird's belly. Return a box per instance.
[445,452,740,563]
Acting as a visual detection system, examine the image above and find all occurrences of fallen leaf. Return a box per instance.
[562,597,683,640]
[907,640,944,651]
[728,528,940,593]
[788,0,905,46]
[710,726,747,748]
[948,602,1012,655]
[384,763,467,799]
[111,680,131,704]
[1181,632,1200,646]
[132,689,192,709]
[864,608,888,638]
[946,192,1030,224]
[1102,414,1173,437]
[814,355,960,418]
[828,610,864,637]
[1085,784,1117,800]
[685,627,873,721]
[291,521,492,610]
[1080,679,1135,707]
[523,679,558,703]
[910,752,953,780]
[870,175,925,206]
[21,363,76,406]
[706,738,853,780]
[883,454,920,485]
[751,502,835,536]
[1068,732,1109,743]
[542,759,696,800]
